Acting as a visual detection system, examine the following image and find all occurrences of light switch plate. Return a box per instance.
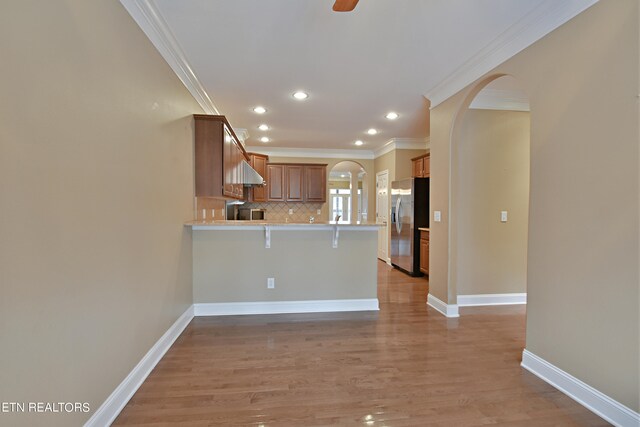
[501,211,508,222]
[288,209,293,215]
[267,278,275,289]
[434,211,442,222]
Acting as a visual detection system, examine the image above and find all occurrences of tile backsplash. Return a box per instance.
[242,202,325,222]
[194,197,327,222]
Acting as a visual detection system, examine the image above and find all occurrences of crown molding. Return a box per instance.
[245,146,375,160]
[120,0,219,114]
[469,89,530,111]
[374,137,430,158]
[425,0,599,109]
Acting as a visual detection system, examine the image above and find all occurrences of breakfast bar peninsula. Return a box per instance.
[185,220,381,315]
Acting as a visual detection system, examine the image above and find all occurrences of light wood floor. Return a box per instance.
[114,261,609,426]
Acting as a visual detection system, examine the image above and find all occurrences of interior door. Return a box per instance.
[376,170,389,261]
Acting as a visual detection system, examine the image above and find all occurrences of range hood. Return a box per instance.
[241,160,265,186]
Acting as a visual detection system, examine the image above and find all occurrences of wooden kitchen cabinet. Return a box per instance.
[411,153,430,178]
[419,229,429,275]
[248,153,268,202]
[194,115,249,200]
[305,165,327,202]
[267,164,285,201]
[266,163,327,203]
[286,165,304,202]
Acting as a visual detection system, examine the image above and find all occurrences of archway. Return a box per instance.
[450,75,531,310]
[328,161,367,222]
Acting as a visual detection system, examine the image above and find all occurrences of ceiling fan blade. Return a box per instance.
[333,0,359,12]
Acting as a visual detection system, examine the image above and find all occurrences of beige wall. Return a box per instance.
[429,0,639,411]
[263,155,376,222]
[395,149,429,180]
[0,1,202,426]
[456,109,530,295]
[193,230,378,302]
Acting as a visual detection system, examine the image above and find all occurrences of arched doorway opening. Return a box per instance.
[328,161,367,222]
[450,75,531,310]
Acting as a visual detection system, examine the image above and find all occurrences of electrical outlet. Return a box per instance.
[288,209,293,215]
[501,211,508,222]
[317,209,321,215]
[267,278,275,289]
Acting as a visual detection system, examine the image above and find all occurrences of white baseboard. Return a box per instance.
[458,293,527,306]
[194,299,379,316]
[521,349,640,427]
[427,293,459,318]
[84,306,194,427]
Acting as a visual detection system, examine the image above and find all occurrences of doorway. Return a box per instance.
[451,75,530,308]
[328,161,367,222]
[376,170,389,262]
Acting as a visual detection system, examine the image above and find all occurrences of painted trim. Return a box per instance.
[247,146,375,160]
[469,89,530,111]
[521,349,640,427]
[427,294,459,318]
[194,299,379,316]
[85,306,194,427]
[457,293,527,306]
[119,0,219,114]
[425,0,599,108]
[373,137,430,158]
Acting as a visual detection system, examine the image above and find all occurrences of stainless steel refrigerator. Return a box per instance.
[390,178,430,276]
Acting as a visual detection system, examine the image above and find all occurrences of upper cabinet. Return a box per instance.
[266,164,285,202]
[247,153,269,202]
[267,163,327,203]
[194,115,249,200]
[305,165,327,202]
[285,165,304,202]
[411,153,430,178]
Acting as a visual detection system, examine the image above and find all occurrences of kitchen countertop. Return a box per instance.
[418,227,430,231]
[185,220,381,229]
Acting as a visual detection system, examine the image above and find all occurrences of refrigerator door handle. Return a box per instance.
[396,198,402,234]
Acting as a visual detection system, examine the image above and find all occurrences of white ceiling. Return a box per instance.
[123,0,597,153]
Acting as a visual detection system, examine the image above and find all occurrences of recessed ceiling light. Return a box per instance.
[292,91,308,100]
[258,124,269,131]
[260,137,270,143]
[355,140,364,146]
[367,128,378,135]
[253,106,267,114]
[385,112,399,120]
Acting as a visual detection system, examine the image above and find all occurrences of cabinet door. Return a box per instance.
[286,165,304,202]
[234,141,243,198]
[412,158,424,178]
[423,155,430,177]
[222,127,235,197]
[194,117,223,198]
[267,164,285,201]
[251,155,268,202]
[305,165,326,202]
[420,237,429,274]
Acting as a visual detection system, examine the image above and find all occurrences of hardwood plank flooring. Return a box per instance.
[113,261,609,426]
